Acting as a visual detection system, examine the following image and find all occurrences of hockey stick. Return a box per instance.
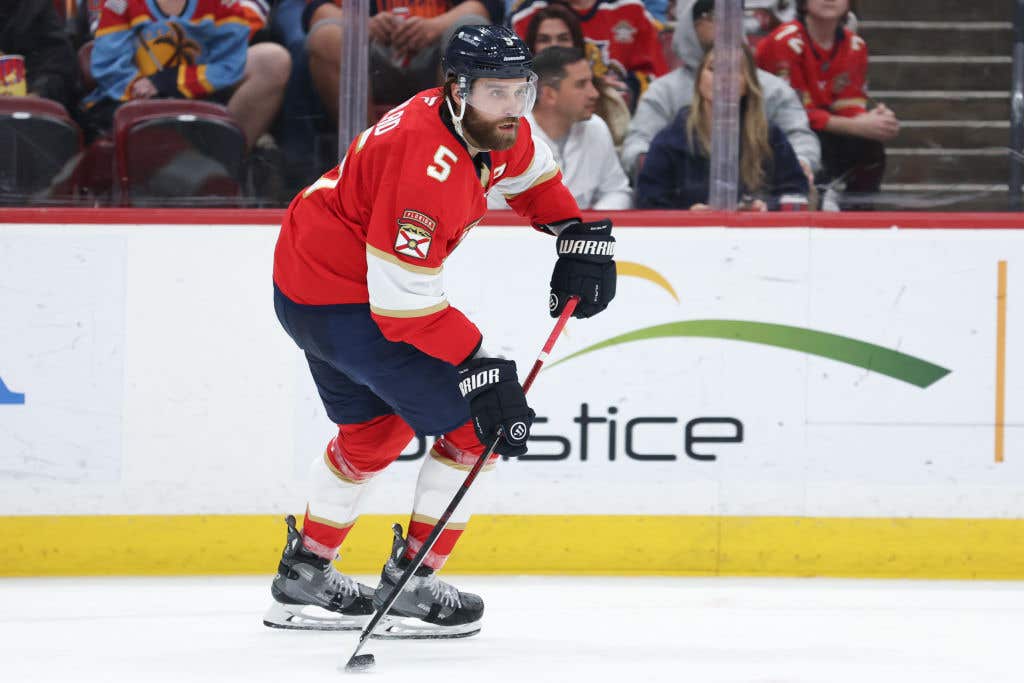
[344,295,580,672]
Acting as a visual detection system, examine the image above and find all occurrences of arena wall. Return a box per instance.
[1,209,1021,578]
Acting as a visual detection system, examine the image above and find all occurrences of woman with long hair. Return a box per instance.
[637,46,809,210]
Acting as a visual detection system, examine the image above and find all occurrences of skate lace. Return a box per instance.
[422,573,462,609]
[323,563,359,598]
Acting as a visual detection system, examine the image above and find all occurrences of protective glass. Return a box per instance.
[464,74,538,118]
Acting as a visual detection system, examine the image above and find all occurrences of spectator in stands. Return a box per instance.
[756,0,894,210]
[522,3,629,145]
[304,0,499,122]
[266,0,329,188]
[637,47,808,210]
[524,2,583,53]
[489,47,631,210]
[511,0,668,108]
[0,0,77,109]
[622,0,819,189]
[80,0,290,147]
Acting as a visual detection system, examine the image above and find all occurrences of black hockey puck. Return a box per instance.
[344,654,376,672]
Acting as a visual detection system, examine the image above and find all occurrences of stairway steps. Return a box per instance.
[872,92,1009,121]
[819,0,1016,209]
[859,22,1013,57]
[858,0,1008,23]
[869,57,1011,92]
[894,122,1008,148]
[884,149,1013,184]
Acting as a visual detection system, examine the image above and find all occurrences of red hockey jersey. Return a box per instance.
[755,20,869,131]
[511,0,667,92]
[273,89,581,366]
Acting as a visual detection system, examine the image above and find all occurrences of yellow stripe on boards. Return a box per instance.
[2,515,1023,579]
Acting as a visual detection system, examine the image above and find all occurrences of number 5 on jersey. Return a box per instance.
[427,145,459,182]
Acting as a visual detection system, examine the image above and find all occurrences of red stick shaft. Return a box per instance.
[523,296,577,393]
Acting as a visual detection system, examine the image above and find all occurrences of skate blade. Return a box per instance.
[262,600,369,631]
[369,614,481,640]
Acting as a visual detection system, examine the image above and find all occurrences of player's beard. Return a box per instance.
[462,107,519,151]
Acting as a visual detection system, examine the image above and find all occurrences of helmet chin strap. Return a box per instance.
[445,95,488,154]
[445,95,467,137]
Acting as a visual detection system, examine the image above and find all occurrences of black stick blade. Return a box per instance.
[344,653,376,672]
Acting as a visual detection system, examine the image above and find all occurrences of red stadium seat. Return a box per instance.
[0,98,83,205]
[112,99,247,206]
[0,97,77,127]
[70,136,115,205]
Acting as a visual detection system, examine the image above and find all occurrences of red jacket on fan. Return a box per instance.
[755,19,869,131]
[273,89,581,367]
[511,0,668,94]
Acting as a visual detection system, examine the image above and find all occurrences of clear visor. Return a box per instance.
[464,74,538,118]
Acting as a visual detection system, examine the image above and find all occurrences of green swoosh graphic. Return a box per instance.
[547,320,951,388]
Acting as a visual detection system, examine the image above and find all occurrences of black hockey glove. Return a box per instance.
[456,357,535,457]
[549,219,617,319]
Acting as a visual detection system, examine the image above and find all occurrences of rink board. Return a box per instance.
[0,211,1022,577]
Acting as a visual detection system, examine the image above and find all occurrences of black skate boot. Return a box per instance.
[371,523,484,639]
[263,515,375,630]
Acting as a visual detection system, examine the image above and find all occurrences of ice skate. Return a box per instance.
[371,523,484,639]
[263,515,374,631]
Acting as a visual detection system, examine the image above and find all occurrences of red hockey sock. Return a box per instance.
[301,505,355,560]
[404,516,465,570]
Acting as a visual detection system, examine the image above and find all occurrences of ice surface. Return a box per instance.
[1,575,1020,682]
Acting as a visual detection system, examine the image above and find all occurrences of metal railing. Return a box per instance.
[1010,0,1024,209]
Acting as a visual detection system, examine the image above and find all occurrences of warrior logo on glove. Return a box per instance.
[456,358,536,457]
[508,421,528,441]
[458,368,502,395]
[557,238,616,257]
[550,219,617,319]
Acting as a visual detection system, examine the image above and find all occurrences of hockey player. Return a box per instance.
[265,24,617,638]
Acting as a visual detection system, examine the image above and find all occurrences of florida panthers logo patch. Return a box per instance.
[832,72,850,94]
[394,209,437,260]
[612,21,637,44]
